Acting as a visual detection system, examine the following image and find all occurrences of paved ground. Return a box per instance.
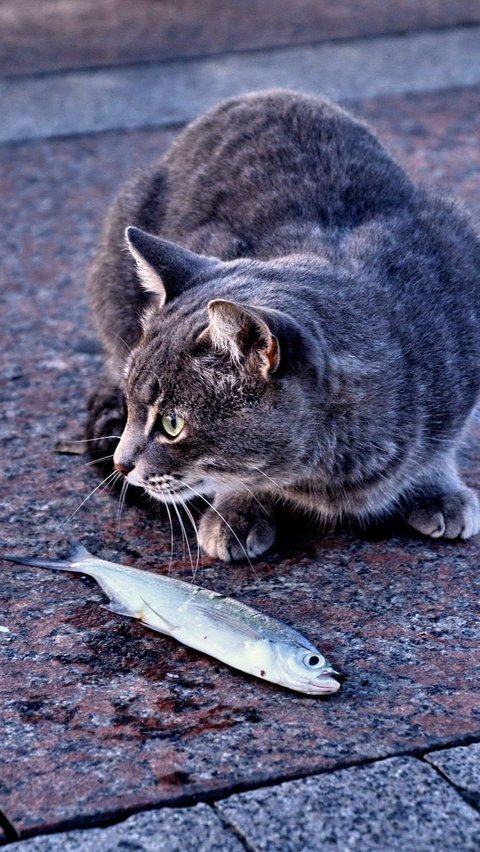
[2,0,479,76]
[3,27,480,143]
[1,6,480,850]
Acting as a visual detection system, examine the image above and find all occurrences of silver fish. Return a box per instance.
[4,543,340,696]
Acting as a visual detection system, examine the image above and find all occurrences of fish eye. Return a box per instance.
[161,414,185,438]
[303,653,324,668]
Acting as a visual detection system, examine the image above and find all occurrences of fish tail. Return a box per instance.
[2,540,94,572]
[2,554,78,571]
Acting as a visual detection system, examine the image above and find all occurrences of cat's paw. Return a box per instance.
[198,494,276,561]
[86,379,126,460]
[405,487,480,540]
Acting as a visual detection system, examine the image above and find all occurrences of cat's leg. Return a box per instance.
[86,375,127,461]
[402,457,480,540]
[198,493,276,561]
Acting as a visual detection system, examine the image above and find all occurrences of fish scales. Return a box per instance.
[2,542,340,696]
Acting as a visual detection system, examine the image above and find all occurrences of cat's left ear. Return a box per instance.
[125,227,218,306]
[200,299,281,376]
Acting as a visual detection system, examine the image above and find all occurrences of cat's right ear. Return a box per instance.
[125,227,218,307]
[196,299,282,377]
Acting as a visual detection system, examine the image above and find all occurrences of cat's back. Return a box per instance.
[160,90,413,247]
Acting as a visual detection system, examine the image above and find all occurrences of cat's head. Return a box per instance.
[113,227,320,503]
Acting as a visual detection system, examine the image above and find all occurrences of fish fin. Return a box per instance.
[139,597,178,633]
[101,602,141,618]
[65,540,94,563]
[1,553,80,572]
[2,540,94,572]
[188,601,264,640]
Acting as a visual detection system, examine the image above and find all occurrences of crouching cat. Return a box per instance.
[87,89,480,560]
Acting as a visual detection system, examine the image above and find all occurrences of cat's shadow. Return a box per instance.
[273,503,403,555]
[94,460,408,560]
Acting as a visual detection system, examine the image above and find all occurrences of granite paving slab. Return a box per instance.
[2,0,479,77]
[1,88,480,838]
[426,743,480,804]
[7,804,243,852]
[216,757,480,851]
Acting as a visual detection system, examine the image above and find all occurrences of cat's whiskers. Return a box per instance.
[24,458,114,500]
[203,460,271,515]
[171,500,194,572]
[162,499,175,573]
[77,453,115,469]
[57,435,122,445]
[106,471,122,496]
[236,479,271,516]
[135,487,176,573]
[117,477,129,522]
[178,496,202,579]
[252,466,288,497]
[170,500,186,562]
[178,480,255,573]
[64,470,120,524]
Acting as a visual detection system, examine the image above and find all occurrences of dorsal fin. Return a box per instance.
[66,540,94,563]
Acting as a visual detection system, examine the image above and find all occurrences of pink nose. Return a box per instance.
[114,461,133,476]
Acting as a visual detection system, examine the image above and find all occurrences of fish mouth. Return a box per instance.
[308,670,342,695]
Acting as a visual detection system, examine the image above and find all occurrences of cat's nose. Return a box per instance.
[114,461,134,476]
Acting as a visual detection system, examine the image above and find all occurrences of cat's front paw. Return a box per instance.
[198,494,276,561]
[405,486,480,540]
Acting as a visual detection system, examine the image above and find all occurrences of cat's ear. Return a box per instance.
[125,227,218,307]
[200,299,281,376]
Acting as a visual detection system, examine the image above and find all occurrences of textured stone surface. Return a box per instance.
[1,88,480,837]
[3,27,480,143]
[2,0,479,77]
[426,743,480,802]
[217,757,480,851]
[8,804,242,851]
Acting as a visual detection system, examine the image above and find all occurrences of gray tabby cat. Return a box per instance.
[87,89,480,560]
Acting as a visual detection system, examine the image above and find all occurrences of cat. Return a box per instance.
[87,89,480,561]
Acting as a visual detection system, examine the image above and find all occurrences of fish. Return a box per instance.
[3,543,340,696]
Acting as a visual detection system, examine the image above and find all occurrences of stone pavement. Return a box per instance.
[1,6,480,850]
[7,755,480,851]
[3,27,480,143]
[2,0,479,76]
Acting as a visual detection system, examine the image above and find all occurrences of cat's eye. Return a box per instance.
[161,414,185,438]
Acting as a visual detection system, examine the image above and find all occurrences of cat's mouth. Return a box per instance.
[145,479,213,505]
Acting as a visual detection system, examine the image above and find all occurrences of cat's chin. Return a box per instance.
[146,480,215,505]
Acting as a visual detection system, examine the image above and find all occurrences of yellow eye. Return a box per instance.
[161,414,185,438]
